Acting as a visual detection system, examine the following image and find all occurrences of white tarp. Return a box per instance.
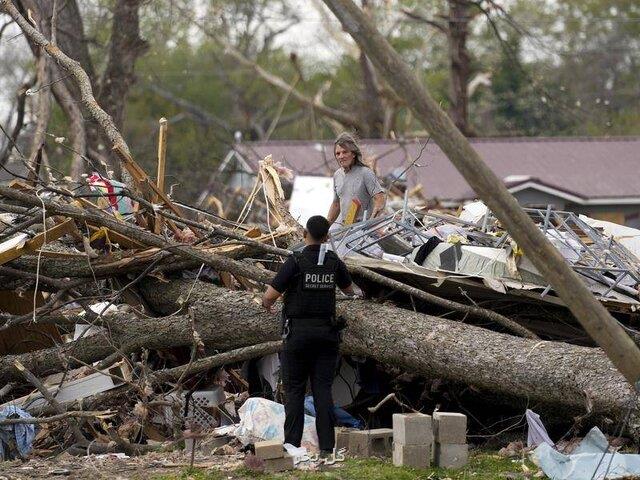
[234,397,319,452]
[289,176,334,226]
[531,427,640,480]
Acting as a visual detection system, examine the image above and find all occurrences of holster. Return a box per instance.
[280,311,291,340]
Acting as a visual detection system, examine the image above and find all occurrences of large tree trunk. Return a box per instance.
[1,280,638,437]
[447,0,473,136]
[358,51,385,137]
[96,0,148,132]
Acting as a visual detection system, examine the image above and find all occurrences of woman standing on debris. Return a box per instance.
[327,133,386,226]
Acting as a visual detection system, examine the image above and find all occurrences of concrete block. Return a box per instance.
[393,413,433,446]
[335,427,355,451]
[435,443,468,469]
[348,428,393,458]
[254,439,284,460]
[392,442,431,469]
[433,412,467,444]
[263,453,294,472]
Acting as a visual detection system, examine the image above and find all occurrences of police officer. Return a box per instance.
[262,215,354,456]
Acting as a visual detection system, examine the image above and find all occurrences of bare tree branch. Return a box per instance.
[145,84,232,132]
[0,77,34,167]
[400,7,448,34]
[0,0,136,188]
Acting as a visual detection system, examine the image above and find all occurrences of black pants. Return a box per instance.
[281,325,339,452]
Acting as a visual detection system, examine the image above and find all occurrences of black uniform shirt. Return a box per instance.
[271,244,352,294]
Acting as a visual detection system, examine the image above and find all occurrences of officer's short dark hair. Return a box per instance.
[306,215,330,241]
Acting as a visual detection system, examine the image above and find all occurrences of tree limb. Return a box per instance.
[0,410,114,426]
[0,0,136,188]
[0,77,33,167]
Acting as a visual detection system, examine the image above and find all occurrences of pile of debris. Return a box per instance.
[1,145,640,467]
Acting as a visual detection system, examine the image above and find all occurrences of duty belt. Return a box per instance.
[288,317,333,328]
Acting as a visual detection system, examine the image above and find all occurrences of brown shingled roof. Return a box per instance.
[233,137,640,202]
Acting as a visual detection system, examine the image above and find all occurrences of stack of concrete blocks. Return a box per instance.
[392,413,433,469]
[348,428,394,458]
[433,412,468,469]
[254,440,294,473]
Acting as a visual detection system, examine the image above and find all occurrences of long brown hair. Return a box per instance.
[334,132,367,168]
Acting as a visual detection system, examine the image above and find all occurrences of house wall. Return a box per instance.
[510,189,640,227]
[512,190,567,210]
[568,204,640,228]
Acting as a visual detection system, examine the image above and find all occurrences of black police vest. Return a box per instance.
[284,251,338,319]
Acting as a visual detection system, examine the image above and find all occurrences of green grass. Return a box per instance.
[154,451,540,480]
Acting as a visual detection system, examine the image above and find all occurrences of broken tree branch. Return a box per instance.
[13,359,87,444]
[0,410,114,426]
[151,341,282,384]
[0,185,275,284]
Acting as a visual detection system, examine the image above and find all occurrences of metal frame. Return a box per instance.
[332,204,640,299]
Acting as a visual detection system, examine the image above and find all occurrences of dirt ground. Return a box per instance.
[0,451,244,480]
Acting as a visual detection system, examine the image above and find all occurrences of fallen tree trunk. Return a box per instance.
[1,280,638,438]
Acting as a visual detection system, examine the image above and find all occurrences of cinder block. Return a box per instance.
[433,412,467,444]
[435,443,468,469]
[392,442,431,469]
[254,439,284,460]
[393,413,433,446]
[348,428,393,458]
[263,453,294,472]
[335,427,355,451]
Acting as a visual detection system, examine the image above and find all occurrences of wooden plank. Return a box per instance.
[88,225,146,250]
[0,218,75,265]
[113,144,194,238]
[0,290,61,355]
[155,118,168,234]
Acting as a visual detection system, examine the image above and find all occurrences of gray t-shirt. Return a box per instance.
[333,165,384,224]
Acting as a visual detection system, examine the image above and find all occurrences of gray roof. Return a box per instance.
[232,137,640,203]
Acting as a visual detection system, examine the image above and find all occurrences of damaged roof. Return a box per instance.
[231,136,640,204]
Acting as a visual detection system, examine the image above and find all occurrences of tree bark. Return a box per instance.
[359,51,385,137]
[51,71,87,180]
[319,0,640,386]
[96,0,148,132]
[27,52,52,179]
[1,280,638,437]
[447,0,473,136]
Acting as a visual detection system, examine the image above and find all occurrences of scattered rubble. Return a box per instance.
[1,124,640,474]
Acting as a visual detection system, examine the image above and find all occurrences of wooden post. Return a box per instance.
[154,117,168,234]
[321,0,640,386]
